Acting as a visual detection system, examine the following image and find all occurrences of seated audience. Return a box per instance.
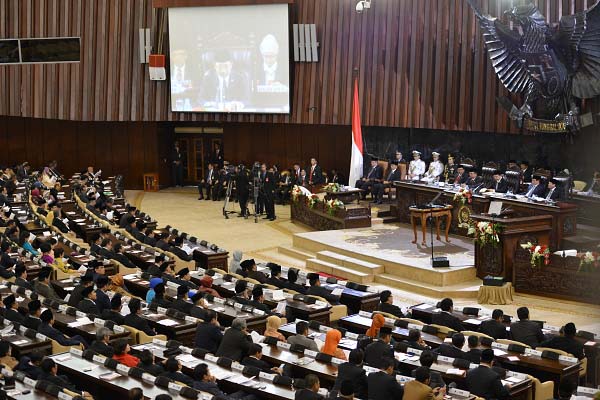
[287,268,307,294]
[14,263,33,291]
[306,273,340,305]
[241,259,267,283]
[112,338,140,367]
[332,348,368,399]
[404,366,444,400]
[197,275,221,298]
[192,363,255,400]
[137,349,164,376]
[68,272,94,307]
[465,349,510,400]
[377,290,404,318]
[249,285,272,314]
[287,321,319,352]
[146,277,164,303]
[90,327,115,358]
[264,315,286,342]
[15,351,43,379]
[479,309,507,339]
[150,282,173,309]
[0,340,18,369]
[365,326,394,368]
[295,374,323,400]
[431,298,464,331]
[417,351,446,389]
[266,263,287,289]
[365,313,385,339]
[194,309,223,353]
[405,328,430,351]
[233,279,251,305]
[77,285,100,315]
[123,298,157,336]
[465,335,482,363]
[320,329,347,361]
[3,294,24,323]
[242,343,282,374]
[34,266,61,300]
[510,306,545,348]
[435,332,466,360]
[216,318,253,361]
[102,293,125,325]
[539,322,585,359]
[23,299,42,330]
[229,250,243,274]
[39,358,88,396]
[160,356,194,386]
[366,357,404,400]
[172,285,193,314]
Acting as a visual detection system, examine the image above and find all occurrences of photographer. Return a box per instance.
[235,164,250,217]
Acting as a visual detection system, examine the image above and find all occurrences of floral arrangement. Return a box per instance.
[291,185,303,202]
[325,199,345,215]
[453,188,473,205]
[467,221,503,248]
[324,182,341,192]
[308,194,321,209]
[520,242,550,267]
[578,251,599,273]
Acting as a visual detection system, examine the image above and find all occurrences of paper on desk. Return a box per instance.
[413,304,432,310]
[272,290,285,301]
[463,318,482,325]
[493,349,508,356]
[250,331,264,343]
[506,376,522,384]
[176,354,197,364]
[446,368,465,376]
[157,319,178,326]
[231,375,255,385]
[331,288,344,297]
[67,317,92,328]
[507,356,520,362]
[13,339,29,345]
[213,370,234,380]
[275,302,286,315]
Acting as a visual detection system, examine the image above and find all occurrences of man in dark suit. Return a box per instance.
[510,307,545,348]
[365,327,395,369]
[266,263,287,289]
[98,239,116,259]
[194,310,223,353]
[306,273,340,305]
[366,357,404,400]
[307,158,324,186]
[143,229,157,247]
[377,290,404,318]
[295,374,324,400]
[3,295,24,323]
[89,233,102,255]
[39,310,88,347]
[544,178,563,202]
[112,243,136,268]
[539,322,585,359]
[38,358,85,395]
[435,332,467,360]
[432,298,464,331]
[522,175,546,198]
[210,143,224,169]
[160,356,194,387]
[465,335,482,363]
[487,170,509,193]
[77,286,100,315]
[198,163,216,201]
[465,168,484,190]
[119,206,136,228]
[249,286,273,314]
[233,279,251,305]
[242,259,267,284]
[123,298,156,337]
[479,309,508,339]
[329,169,345,186]
[95,276,111,315]
[371,161,401,204]
[287,269,307,294]
[216,318,253,362]
[405,329,431,351]
[172,285,193,314]
[14,263,33,291]
[23,299,42,330]
[466,349,510,400]
[355,158,383,199]
[262,164,277,221]
[196,50,250,111]
[418,351,446,389]
[171,141,183,187]
[332,349,368,400]
[68,273,94,307]
[90,327,115,358]
[174,268,199,290]
[520,161,533,182]
[242,343,281,373]
[101,294,125,326]
[453,165,468,185]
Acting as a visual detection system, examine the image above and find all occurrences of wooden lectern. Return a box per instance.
[471,214,552,281]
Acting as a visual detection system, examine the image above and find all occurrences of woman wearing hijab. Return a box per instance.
[365,313,385,338]
[264,315,286,342]
[229,250,243,274]
[320,329,347,361]
[145,277,164,303]
[197,275,221,298]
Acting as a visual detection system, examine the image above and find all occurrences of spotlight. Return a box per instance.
[356,0,371,13]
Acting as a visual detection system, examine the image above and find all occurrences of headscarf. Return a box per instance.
[229,250,243,274]
[109,273,124,287]
[321,329,342,356]
[200,275,213,288]
[266,315,282,332]
[366,313,385,338]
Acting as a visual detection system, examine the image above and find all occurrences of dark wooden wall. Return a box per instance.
[1,0,598,133]
[0,117,162,190]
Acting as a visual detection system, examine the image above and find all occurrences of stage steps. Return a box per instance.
[306,258,373,283]
[251,247,308,269]
[375,273,481,299]
[277,245,316,262]
[316,250,384,275]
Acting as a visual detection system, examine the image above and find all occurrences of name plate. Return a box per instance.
[23,377,36,387]
[407,323,423,331]
[234,303,243,310]
[94,318,105,326]
[185,316,199,323]
[304,350,318,358]
[578,387,599,395]
[491,342,509,350]
[58,392,72,400]
[449,388,470,397]
[277,342,291,350]
[364,366,379,374]
[384,317,396,325]
[69,348,83,357]
[437,355,455,364]
[24,290,32,297]
[259,371,275,381]
[331,357,343,365]
[36,333,47,341]
[506,371,527,380]
[180,346,192,354]
[157,307,168,314]
[232,362,244,371]
[152,338,167,347]
[2,320,10,326]
[558,355,578,363]
[543,324,560,332]
[359,310,372,318]
[166,281,178,288]
[92,354,106,364]
[142,372,156,383]
[116,364,130,375]
[19,325,27,333]
[205,354,218,362]
[346,332,358,340]
[76,311,87,318]
[283,293,293,299]
[407,348,423,355]
[469,363,479,370]
[319,325,331,332]
[254,309,265,316]
[214,297,225,304]
[113,325,125,333]
[168,382,183,392]
[397,375,415,383]
[315,300,328,307]
[140,246,146,251]
[524,348,542,357]
[59,304,68,312]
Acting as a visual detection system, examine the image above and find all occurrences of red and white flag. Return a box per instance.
[349,77,363,188]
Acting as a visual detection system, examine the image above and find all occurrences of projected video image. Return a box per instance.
[168,4,290,114]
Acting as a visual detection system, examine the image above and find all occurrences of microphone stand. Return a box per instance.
[427,191,443,267]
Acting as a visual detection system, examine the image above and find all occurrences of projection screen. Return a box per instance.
[168,4,290,114]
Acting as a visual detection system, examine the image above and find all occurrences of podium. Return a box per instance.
[471,214,552,281]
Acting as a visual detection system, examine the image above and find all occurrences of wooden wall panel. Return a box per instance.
[0,0,599,134]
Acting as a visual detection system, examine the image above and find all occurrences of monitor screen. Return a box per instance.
[168,4,290,114]
[0,40,20,64]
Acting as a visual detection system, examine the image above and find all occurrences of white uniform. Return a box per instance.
[423,160,444,181]
[408,159,426,179]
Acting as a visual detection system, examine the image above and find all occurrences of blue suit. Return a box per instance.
[38,322,88,348]
[523,183,545,198]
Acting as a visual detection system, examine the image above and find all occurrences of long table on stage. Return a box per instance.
[392,181,578,247]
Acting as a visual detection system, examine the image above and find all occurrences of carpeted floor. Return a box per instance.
[131,187,600,334]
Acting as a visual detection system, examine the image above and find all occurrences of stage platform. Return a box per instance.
[281,224,482,298]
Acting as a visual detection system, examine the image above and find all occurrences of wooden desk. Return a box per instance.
[2,331,52,358]
[409,206,452,245]
[323,188,364,205]
[6,381,56,400]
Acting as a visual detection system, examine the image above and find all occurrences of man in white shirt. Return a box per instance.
[407,151,426,180]
[423,152,444,182]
